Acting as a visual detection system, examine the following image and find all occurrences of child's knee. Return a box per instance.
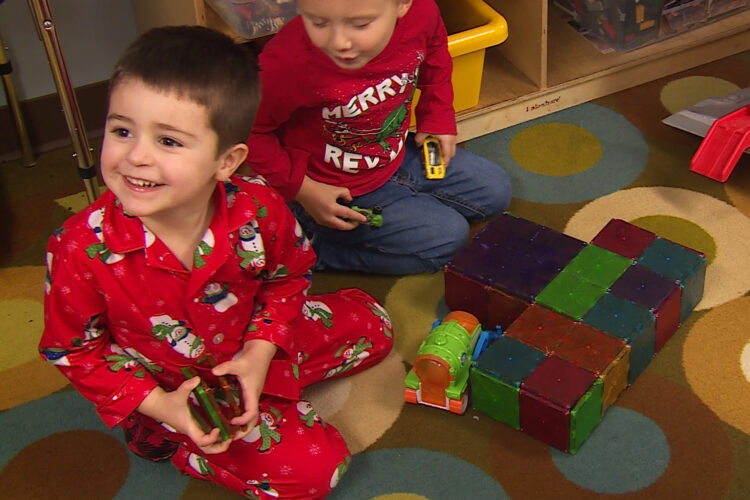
[338,288,394,355]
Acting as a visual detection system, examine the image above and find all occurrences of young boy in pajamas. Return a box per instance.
[39,26,393,499]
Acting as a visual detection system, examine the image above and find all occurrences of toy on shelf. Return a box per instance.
[422,136,446,179]
[404,311,496,414]
[690,104,750,182]
[181,354,245,441]
[444,212,706,453]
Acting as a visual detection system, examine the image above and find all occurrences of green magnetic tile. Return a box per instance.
[470,369,520,429]
[564,244,633,289]
[535,271,607,320]
[569,378,603,454]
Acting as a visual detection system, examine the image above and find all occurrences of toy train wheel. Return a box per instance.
[448,393,469,415]
[404,387,418,405]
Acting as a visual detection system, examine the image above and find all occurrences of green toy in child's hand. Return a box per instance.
[181,366,235,441]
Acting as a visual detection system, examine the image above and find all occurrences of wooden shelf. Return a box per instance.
[456,6,750,141]
[133,0,750,142]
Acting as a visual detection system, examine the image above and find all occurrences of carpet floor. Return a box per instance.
[1,51,750,499]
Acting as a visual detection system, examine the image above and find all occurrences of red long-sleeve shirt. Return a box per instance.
[248,0,456,200]
[39,176,315,428]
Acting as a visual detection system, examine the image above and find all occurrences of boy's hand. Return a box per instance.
[415,132,457,166]
[212,339,278,442]
[137,380,232,454]
[295,175,366,230]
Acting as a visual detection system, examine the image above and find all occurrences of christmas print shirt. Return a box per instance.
[247,0,456,200]
[40,176,315,428]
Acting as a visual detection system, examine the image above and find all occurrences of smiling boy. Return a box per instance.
[39,26,393,499]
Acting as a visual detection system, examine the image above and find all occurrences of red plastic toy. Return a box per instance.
[690,104,750,182]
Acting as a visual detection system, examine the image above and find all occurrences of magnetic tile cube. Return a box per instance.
[637,237,707,322]
[591,218,657,259]
[609,264,682,352]
[444,213,705,453]
[470,335,547,429]
[519,356,601,453]
[582,292,655,383]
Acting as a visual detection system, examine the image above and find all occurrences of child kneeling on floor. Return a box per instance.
[39,26,393,499]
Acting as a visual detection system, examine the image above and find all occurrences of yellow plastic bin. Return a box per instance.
[411,0,508,125]
[441,0,508,112]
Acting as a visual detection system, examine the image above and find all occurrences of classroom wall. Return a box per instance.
[0,0,139,106]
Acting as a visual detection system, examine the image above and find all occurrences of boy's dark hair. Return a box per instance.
[110,25,259,155]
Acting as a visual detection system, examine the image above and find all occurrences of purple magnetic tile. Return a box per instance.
[478,213,546,250]
[609,264,679,310]
[533,227,587,256]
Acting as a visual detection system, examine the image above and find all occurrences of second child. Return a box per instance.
[248,0,512,275]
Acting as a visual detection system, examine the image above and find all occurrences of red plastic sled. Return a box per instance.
[690,104,750,182]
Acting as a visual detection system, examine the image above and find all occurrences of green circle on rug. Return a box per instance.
[660,76,739,114]
[510,123,602,176]
[0,299,43,369]
[630,215,716,264]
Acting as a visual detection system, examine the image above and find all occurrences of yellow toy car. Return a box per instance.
[423,136,445,179]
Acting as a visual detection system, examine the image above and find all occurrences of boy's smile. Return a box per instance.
[101,78,237,228]
[297,0,412,70]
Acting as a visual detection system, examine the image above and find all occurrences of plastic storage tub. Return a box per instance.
[206,0,298,40]
[554,0,747,52]
[439,0,508,112]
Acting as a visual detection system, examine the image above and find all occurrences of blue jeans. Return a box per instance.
[290,136,512,274]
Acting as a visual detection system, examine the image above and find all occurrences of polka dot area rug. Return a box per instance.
[2,53,750,500]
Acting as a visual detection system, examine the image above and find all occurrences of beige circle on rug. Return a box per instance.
[725,165,750,219]
[303,350,405,454]
[1,299,44,369]
[683,296,750,435]
[659,76,739,115]
[565,187,750,310]
[742,342,750,383]
[0,266,70,409]
[384,273,445,363]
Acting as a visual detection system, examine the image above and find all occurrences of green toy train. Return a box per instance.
[404,311,497,415]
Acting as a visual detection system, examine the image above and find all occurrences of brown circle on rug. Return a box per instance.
[0,430,128,500]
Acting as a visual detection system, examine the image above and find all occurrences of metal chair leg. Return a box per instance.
[26,0,100,203]
[0,30,36,167]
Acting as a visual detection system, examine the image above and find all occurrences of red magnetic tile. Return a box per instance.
[653,286,682,352]
[592,219,657,259]
[555,322,627,374]
[445,268,489,326]
[521,356,598,409]
[487,287,530,330]
[519,389,570,452]
[505,304,575,355]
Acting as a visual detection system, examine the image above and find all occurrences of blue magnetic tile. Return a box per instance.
[473,335,547,388]
[583,293,656,384]
[637,238,707,320]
